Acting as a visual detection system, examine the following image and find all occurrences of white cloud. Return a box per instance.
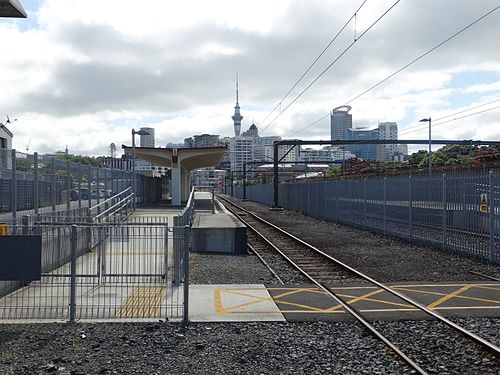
[1,0,500,156]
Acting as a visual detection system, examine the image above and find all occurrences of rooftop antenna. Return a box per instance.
[236,72,239,104]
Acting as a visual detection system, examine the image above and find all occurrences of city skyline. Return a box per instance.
[1,0,500,156]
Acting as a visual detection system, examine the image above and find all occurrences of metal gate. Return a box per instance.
[0,220,189,322]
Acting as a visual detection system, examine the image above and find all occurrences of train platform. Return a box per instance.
[188,281,500,322]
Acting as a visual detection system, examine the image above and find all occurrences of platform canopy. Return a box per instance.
[0,0,27,18]
[122,146,227,170]
[122,145,227,205]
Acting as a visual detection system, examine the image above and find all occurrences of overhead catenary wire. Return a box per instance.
[258,0,368,132]
[288,3,500,138]
[260,0,402,134]
[400,104,500,136]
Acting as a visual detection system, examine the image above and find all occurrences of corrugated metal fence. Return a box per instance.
[234,171,500,264]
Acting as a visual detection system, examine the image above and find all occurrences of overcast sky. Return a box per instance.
[1,0,500,156]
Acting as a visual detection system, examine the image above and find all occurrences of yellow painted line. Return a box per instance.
[428,285,474,309]
[275,300,339,312]
[474,285,500,292]
[391,283,500,288]
[335,292,416,309]
[115,287,166,318]
[394,286,500,305]
[213,288,273,314]
[325,289,385,312]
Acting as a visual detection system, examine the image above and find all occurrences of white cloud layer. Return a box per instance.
[0,0,499,156]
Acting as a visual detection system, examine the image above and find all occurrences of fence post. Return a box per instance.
[66,159,71,211]
[383,176,387,235]
[363,178,367,229]
[489,170,495,262]
[51,157,56,212]
[347,180,352,224]
[78,162,82,210]
[442,173,447,250]
[34,152,39,215]
[21,215,29,235]
[96,167,100,215]
[88,165,92,210]
[183,225,190,325]
[69,224,77,323]
[409,175,413,241]
[11,149,17,222]
[173,216,180,285]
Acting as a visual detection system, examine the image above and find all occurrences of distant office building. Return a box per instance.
[393,144,408,162]
[299,147,354,162]
[191,168,227,187]
[140,127,155,148]
[193,134,220,148]
[253,135,281,162]
[330,105,352,141]
[242,124,258,138]
[378,122,398,161]
[101,155,133,170]
[229,136,253,171]
[0,123,13,169]
[348,127,381,160]
[183,138,195,148]
[264,143,300,163]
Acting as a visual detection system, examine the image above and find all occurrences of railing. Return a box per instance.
[91,187,133,223]
[0,222,188,322]
[234,170,500,264]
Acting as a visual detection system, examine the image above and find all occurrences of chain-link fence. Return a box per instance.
[234,170,500,264]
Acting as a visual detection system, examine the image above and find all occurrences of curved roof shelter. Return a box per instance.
[122,145,227,205]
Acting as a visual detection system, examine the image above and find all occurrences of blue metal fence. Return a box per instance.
[234,171,500,264]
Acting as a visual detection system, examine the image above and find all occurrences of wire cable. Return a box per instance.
[400,104,500,135]
[288,3,500,138]
[259,0,368,131]
[261,0,402,134]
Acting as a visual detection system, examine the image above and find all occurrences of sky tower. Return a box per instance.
[232,74,243,137]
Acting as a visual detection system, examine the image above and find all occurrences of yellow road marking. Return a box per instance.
[115,287,166,318]
[428,285,474,309]
[393,286,500,305]
[325,289,384,312]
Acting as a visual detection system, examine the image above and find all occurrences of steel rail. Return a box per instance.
[219,196,500,359]
[220,196,427,374]
[247,243,285,285]
[469,270,500,282]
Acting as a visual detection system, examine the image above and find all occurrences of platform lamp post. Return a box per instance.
[419,117,432,176]
[131,128,150,209]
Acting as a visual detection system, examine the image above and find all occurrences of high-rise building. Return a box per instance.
[140,127,155,147]
[378,122,398,161]
[242,124,258,138]
[231,75,243,137]
[193,134,220,148]
[229,136,253,171]
[330,105,352,141]
[264,143,300,163]
[347,127,381,160]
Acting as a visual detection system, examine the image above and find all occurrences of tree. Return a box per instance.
[16,158,32,172]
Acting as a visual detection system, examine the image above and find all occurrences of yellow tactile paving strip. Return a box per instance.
[115,287,166,318]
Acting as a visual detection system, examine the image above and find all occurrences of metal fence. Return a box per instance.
[234,170,500,264]
[0,149,162,218]
[0,220,189,322]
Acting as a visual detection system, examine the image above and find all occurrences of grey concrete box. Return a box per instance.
[191,212,247,254]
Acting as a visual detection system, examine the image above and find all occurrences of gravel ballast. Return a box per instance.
[0,322,413,374]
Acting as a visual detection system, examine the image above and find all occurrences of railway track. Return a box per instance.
[219,195,500,374]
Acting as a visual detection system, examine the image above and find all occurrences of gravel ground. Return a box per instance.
[225,197,500,282]
[190,253,278,284]
[0,322,413,374]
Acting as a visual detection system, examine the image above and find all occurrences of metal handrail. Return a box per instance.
[89,187,132,211]
[93,193,133,220]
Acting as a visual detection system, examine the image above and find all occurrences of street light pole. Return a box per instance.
[419,117,432,176]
